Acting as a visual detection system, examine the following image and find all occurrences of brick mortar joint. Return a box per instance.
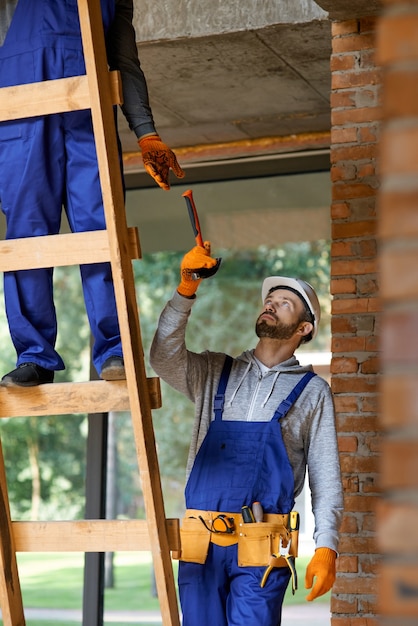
[332,28,376,40]
[331,111,380,116]
[331,140,379,146]
[331,86,381,93]
[331,68,379,74]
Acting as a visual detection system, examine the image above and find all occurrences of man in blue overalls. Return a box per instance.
[150,243,343,625]
[0,0,184,386]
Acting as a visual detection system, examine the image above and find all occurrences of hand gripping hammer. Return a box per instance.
[182,189,221,280]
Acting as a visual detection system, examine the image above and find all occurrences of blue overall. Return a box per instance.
[0,0,122,374]
[179,356,315,626]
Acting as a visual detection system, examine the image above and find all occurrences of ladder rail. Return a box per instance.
[0,440,25,625]
[77,1,180,622]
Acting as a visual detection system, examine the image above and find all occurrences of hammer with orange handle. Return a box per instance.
[182,189,221,280]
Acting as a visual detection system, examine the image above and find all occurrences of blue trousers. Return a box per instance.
[0,110,122,373]
[0,0,121,375]
[178,544,291,626]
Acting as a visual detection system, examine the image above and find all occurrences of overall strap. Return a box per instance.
[273,371,317,421]
[213,355,233,421]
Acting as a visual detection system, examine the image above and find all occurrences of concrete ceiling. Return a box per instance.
[0,3,382,249]
[120,0,381,189]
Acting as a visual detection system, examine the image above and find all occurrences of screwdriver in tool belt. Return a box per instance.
[252,501,263,523]
[290,511,299,532]
[241,506,255,523]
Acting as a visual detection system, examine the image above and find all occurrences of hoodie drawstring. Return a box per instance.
[261,371,280,407]
[228,360,281,410]
[228,361,252,407]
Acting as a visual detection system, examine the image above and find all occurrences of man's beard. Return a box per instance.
[255,314,301,340]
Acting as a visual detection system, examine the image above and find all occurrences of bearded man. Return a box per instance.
[150,243,343,626]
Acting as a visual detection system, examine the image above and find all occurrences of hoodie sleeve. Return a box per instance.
[0,1,17,45]
[106,0,157,138]
[306,381,344,552]
[151,291,229,478]
[150,291,211,401]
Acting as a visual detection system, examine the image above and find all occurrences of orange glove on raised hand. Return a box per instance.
[305,548,337,601]
[138,134,185,191]
[177,242,218,298]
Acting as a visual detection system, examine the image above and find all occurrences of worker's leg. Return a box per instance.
[227,546,291,626]
[0,115,65,370]
[63,109,123,374]
[178,544,229,626]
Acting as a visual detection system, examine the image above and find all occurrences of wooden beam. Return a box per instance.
[123,131,332,173]
[0,378,161,418]
[0,227,140,272]
[0,72,122,122]
[78,1,181,623]
[12,519,180,553]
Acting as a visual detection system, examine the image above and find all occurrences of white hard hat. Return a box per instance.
[261,276,321,339]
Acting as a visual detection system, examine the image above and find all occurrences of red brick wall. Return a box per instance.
[377,1,418,623]
[329,17,381,625]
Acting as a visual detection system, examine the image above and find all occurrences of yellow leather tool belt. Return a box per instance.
[178,508,299,566]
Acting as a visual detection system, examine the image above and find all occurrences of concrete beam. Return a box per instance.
[314,0,381,20]
[133,0,327,42]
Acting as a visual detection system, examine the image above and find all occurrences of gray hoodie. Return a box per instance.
[150,290,343,552]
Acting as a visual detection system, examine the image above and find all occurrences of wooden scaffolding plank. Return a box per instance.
[0,227,140,272]
[12,519,180,553]
[0,378,161,418]
[0,440,25,626]
[0,72,122,122]
[77,2,180,624]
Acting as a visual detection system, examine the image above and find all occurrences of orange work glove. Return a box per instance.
[305,547,337,601]
[138,134,185,191]
[177,242,218,298]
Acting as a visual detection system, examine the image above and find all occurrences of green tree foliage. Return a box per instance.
[0,266,91,519]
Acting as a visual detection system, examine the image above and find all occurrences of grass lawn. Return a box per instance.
[0,552,330,625]
[16,551,161,611]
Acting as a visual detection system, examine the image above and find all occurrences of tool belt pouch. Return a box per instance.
[238,522,293,567]
[179,516,211,564]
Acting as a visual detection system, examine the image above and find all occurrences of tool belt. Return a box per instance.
[178,508,299,567]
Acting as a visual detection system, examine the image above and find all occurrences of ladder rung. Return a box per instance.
[12,518,180,553]
[0,72,122,122]
[0,378,161,418]
[0,228,140,272]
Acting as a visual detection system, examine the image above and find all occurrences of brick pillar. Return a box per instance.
[377,2,418,624]
[329,18,381,625]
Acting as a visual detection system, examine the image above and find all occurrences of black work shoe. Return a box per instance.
[1,363,54,387]
[100,356,125,381]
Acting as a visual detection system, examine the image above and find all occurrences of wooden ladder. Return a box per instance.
[0,1,180,624]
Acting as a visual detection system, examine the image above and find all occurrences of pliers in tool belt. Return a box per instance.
[260,538,298,594]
